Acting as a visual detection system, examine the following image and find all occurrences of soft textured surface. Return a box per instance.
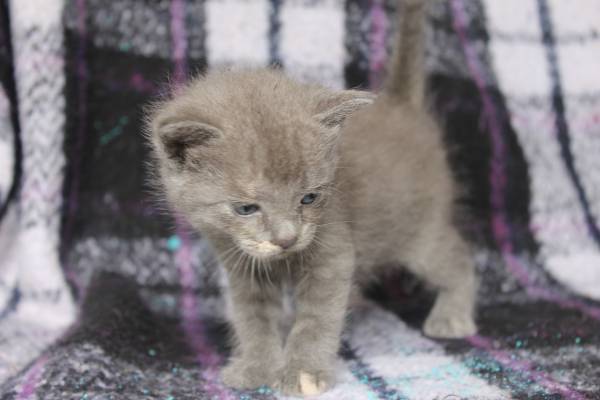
[0,0,599,399]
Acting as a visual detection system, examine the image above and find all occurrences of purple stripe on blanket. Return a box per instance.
[450,2,597,397]
[176,228,235,400]
[468,335,586,400]
[450,0,600,322]
[16,355,48,400]
[369,0,388,91]
[170,0,188,85]
[170,3,235,398]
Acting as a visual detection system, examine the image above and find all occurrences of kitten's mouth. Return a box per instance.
[238,239,307,260]
[237,240,282,260]
[236,226,316,260]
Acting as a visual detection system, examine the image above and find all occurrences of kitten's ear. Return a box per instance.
[314,91,375,128]
[157,121,221,164]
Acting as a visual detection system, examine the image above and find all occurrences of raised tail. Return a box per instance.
[384,0,428,107]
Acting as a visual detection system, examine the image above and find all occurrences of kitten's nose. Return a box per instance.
[272,235,298,250]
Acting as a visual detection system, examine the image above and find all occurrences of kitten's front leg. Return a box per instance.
[221,267,284,390]
[276,247,354,396]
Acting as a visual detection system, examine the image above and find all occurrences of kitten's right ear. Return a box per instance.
[157,121,221,165]
[314,91,375,129]
[315,97,374,129]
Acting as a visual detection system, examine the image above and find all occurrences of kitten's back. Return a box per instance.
[338,0,457,267]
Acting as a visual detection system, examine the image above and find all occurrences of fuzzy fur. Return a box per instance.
[145,0,476,395]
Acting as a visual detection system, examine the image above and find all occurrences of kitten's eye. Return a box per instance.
[300,193,319,205]
[234,203,260,216]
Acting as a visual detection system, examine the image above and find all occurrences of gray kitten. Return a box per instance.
[146,0,476,395]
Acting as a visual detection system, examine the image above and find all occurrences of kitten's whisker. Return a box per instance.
[201,246,238,270]
[221,251,240,267]
[215,246,240,266]
[241,253,250,280]
[238,253,249,281]
[306,245,318,262]
[250,256,257,291]
[226,254,236,275]
[326,186,344,194]
[297,252,310,289]
[237,252,247,276]
[228,249,245,276]
[220,245,240,257]
[315,220,354,227]
[312,236,335,251]
[262,259,274,288]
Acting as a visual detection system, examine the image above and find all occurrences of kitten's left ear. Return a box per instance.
[314,91,375,128]
[156,120,222,165]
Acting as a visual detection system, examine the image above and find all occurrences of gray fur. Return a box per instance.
[146,1,476,395]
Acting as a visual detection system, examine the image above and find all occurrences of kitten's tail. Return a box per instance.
[385,0,428,108]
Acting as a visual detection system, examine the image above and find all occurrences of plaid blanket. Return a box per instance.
[1,0,599,398]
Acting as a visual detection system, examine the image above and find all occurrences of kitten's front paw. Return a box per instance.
[221,358,278,390]
[275,365,331,396]
[423,311,476,339]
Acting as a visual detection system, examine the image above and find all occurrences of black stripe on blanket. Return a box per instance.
[0,1,22,223]
[537,0,600,248]
[0,287,19,321]
[340,340,408,400]
[185,0,208,75]
[61,0,174,247]
[344,0,371,89]
[268,0,283,68]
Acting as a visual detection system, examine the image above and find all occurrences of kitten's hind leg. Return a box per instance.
[404,229,477,338]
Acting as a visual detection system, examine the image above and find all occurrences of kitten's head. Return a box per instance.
[147,70,372,260]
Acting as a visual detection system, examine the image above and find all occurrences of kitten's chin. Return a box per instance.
[240,247,288,261]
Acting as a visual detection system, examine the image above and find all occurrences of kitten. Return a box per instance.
[146,69,374,395]
[146,0,476,395]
